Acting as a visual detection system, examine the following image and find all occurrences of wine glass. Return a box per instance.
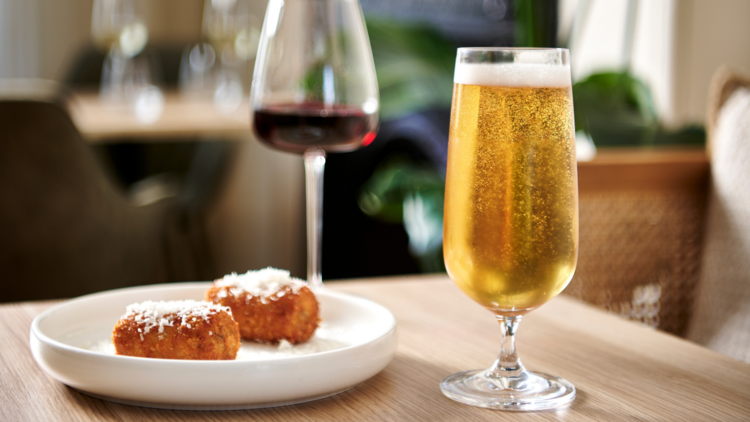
[179,43,217,99]
[203,0,261,62]
[91,0,148,59]
[441,48,578,410]
[250,0,379,288]
[92,0,157,116]
[202,0,261,110]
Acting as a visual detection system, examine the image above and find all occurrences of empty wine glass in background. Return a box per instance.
[250,0,379,288]
[179,43,217,99]
[101,52,164,122]
[91,0,148,59]
[127,56,164,123]
[203,0,260,62]
[212,65,244,113]
[92,0,161,122]
[183,0,260,113]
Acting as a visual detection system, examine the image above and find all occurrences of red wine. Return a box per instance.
[253,103,378,153]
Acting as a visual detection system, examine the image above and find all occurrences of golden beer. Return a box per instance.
[440,49,578,411]
[443,67,578,316]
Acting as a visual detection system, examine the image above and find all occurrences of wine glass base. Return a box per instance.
[440,369,575,411]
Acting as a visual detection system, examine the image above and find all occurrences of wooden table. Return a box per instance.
[67,92,252,143]
[4,275,750,421]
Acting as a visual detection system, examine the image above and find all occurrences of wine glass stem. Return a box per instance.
[488,316,526,380]
[304,148,326,289]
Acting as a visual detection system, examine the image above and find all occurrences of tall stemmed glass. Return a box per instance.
[200,0,261,113]
[441,48,578,410]
[250,0,379,288]
[203,0,261,62]
[91,0,148,60]
[92,0,151,105]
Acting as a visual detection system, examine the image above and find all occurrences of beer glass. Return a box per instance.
[441,48,578,410]
[250,0,379,288]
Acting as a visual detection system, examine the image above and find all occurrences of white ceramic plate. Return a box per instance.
[30,283,397,410]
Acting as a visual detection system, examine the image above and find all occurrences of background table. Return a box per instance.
[4,275,750,421]
[68,92,251,143]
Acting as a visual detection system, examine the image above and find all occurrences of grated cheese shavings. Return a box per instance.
[215,267,307,304]
[123,300,232,336]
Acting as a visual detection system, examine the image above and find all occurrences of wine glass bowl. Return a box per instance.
[441,47,578,410]
[253,103,377,154]
[250,0,378,287]
[91,0,148,59]
[203,0,260,61]
[92,0,161,120]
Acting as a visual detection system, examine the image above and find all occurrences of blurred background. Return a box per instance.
[4,0,748,128]
[2,0,750,340]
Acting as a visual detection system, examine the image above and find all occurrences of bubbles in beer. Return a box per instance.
[443,81,578,315]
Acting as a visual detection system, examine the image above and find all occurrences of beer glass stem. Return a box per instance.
[487,316,527,385]
[304,148,326,289]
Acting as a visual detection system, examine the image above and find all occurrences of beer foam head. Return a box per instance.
[454,63,571,88]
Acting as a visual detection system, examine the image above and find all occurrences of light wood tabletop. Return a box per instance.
[4,275,750,421]
[67,91,252,143]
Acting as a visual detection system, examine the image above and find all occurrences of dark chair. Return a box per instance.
[0,79,208,302]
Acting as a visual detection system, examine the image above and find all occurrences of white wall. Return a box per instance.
[3,0,205,81]
[0,0,40,78]
[562,0,676,125]
[561,0,750,128]
[37,0,97,81]
[672,0,750,126]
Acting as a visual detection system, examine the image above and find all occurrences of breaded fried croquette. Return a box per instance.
[112,300,240,360]
[206,268,320,344]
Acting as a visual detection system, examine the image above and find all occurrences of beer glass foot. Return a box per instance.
[440,369,575,411]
